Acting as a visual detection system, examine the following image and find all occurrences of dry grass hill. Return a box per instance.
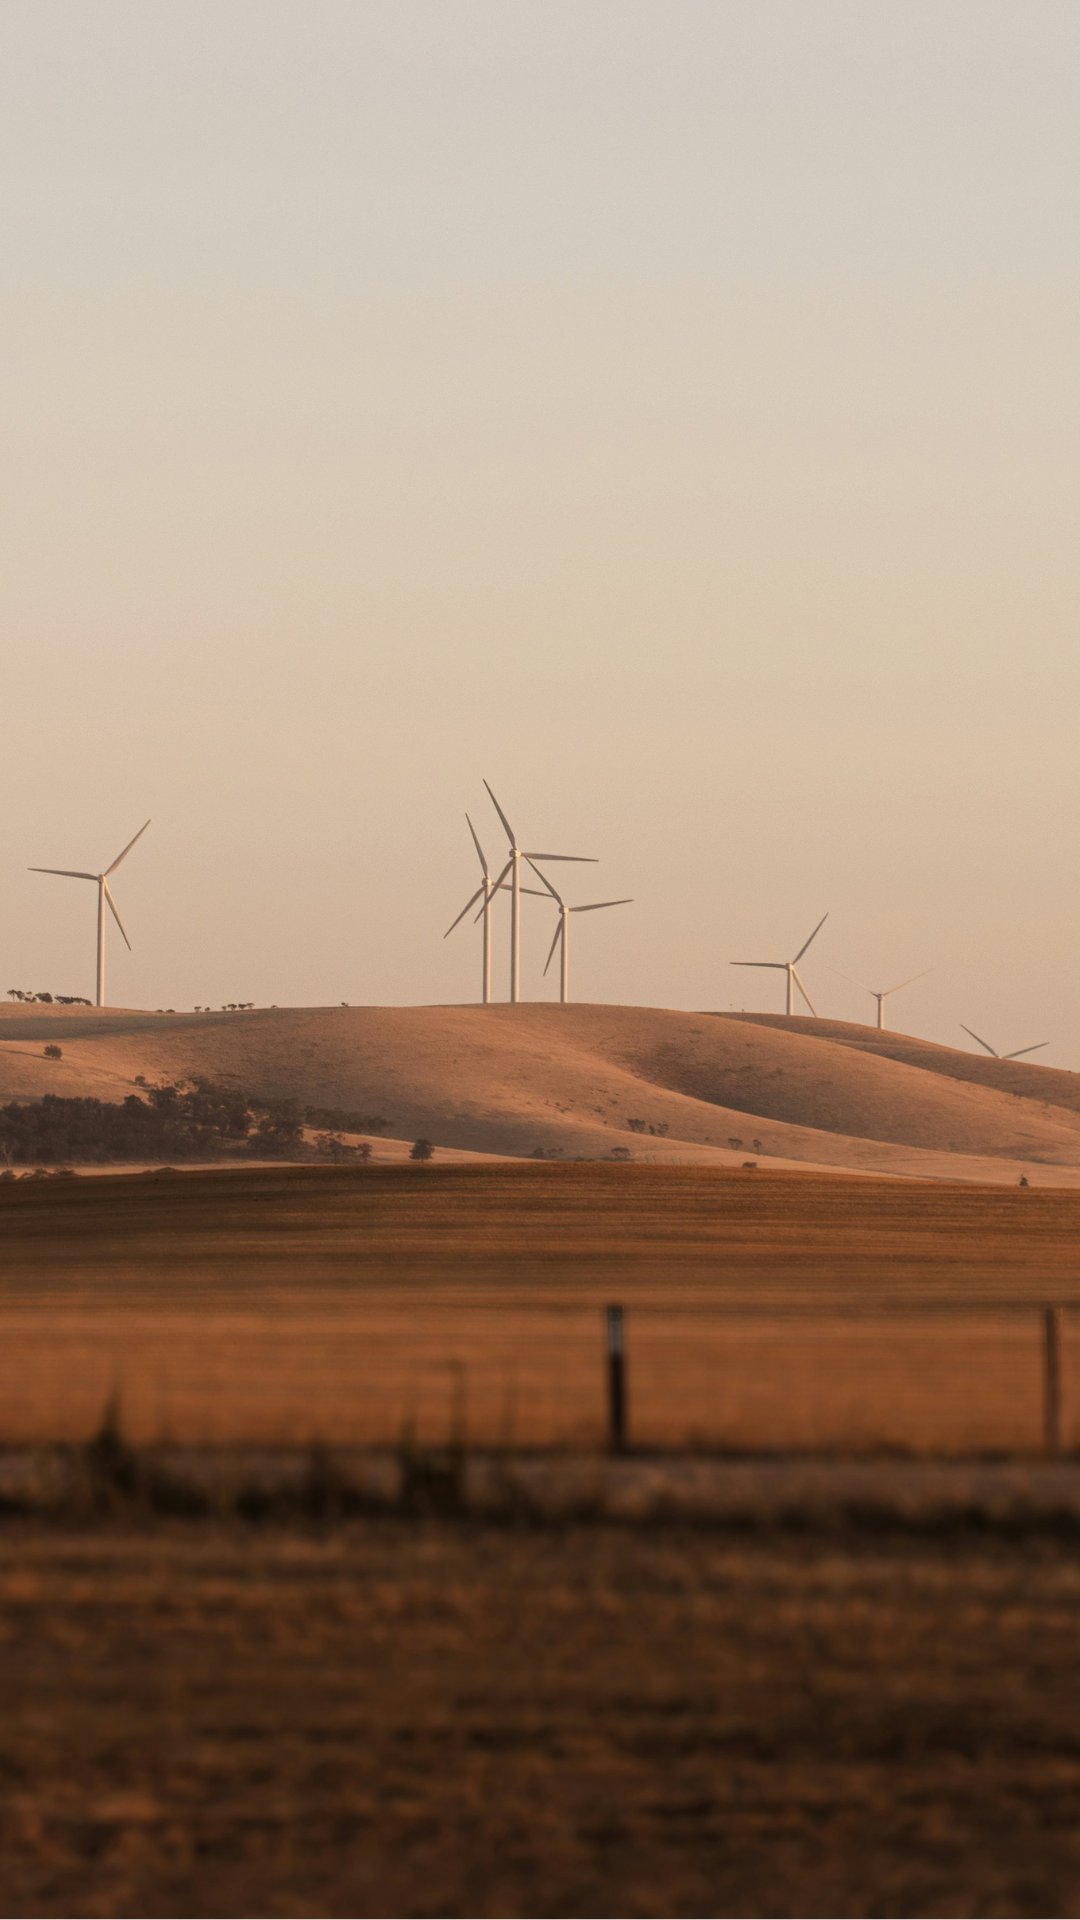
[1,1000,1078,1184]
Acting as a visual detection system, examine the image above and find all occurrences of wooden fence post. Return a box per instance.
[1044,1306,1063,1454]
[606,1304,627,1453]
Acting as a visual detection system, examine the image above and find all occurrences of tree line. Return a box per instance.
[0,1082,304,1165]
[7,990,92,1005]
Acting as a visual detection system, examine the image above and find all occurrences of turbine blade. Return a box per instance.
[1004,1042,1049,1060]
[103,882,131,950]
[465,813,489,880]
[444,885,486,938]
[523,852,597,863]
[960,1025,998,1057]
[731,961,787,970]
[28,868,97,881]
[542,920,563,976]
[792,912,829,965]
[483,781,517,850]
[569,899,633,912]
[830,968,874,994]
[791,968,817,1016]
[525,857,563,906]
[105,819,150,876]
[882,968,933,999]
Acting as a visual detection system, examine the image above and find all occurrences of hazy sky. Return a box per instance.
[2,1,1079,1057]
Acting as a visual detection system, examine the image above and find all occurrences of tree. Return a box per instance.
[314,1131,357,1164]
[249,1096,303,1154]
[410,1138,434,1162]
[43,1045,62,1060]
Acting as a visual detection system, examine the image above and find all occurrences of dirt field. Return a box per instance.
[1,1162,1079,1452]
[2,1519,1080,1919]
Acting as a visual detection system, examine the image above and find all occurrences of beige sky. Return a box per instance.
[2,1,1079,1061]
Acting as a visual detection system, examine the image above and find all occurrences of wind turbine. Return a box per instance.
[731,913,828,1016]
[525,860,633,1004]
[960,1026,1049,1062]
[30,820,150,1009]
[833,967,932,1030]
[444,814,499,1004]
[483,782,596,1003]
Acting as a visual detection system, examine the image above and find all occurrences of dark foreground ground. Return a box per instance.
[2,1520,1080,1918]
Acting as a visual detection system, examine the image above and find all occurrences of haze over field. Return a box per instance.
[2,3,1078,1056]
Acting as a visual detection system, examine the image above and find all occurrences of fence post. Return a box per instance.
[1043,1306,1063,1454]
[606,1304,627,1453]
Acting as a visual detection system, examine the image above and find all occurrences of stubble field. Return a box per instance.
[4,1520,1080,1918]
[1,1161,1079,1454]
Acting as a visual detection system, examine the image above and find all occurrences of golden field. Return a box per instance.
[1,1161,1078,1453]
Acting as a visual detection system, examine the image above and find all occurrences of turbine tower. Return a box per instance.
[30,820,150,1009]
[731,914,828,1016]
[444,814,499,1004]
[483,782,596,1003]
[960,1026,1049,1062]
[834,968,932,1031]
[526,860,632,1004]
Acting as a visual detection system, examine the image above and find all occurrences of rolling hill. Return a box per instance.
[0,1001,1078,1184]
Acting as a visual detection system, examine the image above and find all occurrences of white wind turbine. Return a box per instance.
[525,860,633,1004]
[444,814,499,1004]
[731,913,828,1016]
[960,1025,1049,1062]
[833,967,932,1030]
[483,781,596,1003]
[30,820,150,1009]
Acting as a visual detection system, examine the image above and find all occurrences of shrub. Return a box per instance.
[43,1045,61,1060]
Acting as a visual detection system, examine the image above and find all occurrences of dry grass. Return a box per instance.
[5,998,1080,1180]
[3,1520,1080,1917]
[0,1163,1078,1452]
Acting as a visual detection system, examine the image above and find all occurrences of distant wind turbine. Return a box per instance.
[525,860,632,1004]
[30,820,150,1009]
[731,914,828,1016]
[483,782,596,1003]
[444,814,500,1004]
[960,1025,1049,1062]
[833,968,932,1031]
